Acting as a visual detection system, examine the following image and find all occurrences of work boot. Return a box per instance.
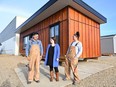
[55,72,59,81]
[50,71,54,82]
[72,78,80,85]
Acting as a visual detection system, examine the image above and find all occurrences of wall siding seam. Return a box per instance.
[22,19,68,36]
[70,18,99,28]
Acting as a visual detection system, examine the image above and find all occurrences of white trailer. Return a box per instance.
[101,34,116,55]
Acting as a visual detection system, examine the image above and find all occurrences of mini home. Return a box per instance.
[16,0,107,59]
[101,34,116,55]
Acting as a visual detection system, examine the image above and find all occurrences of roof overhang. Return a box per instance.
[101,34,116,39]
[16,0,107,33]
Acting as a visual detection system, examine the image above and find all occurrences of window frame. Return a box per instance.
[49,22,60,45]
[23,33,33,50]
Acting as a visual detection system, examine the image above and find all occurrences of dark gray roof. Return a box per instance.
[74,0,107,23]
[101,34,116,37]
[16,0,107,33]
[16,0,57,32]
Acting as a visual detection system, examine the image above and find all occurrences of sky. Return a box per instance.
[84,0,116,36]
[0,0,116,36]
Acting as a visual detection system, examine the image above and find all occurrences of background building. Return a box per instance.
[0,16,27,55]
[101,34,116,55]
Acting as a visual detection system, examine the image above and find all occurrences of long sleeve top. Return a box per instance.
[25,39,43,57]
[67,41,83,58]
[45,44,60,67]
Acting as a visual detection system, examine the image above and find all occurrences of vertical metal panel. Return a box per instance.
[98,28,101,56]
[75,21,79,33]
[91,26,94,57]
[95,28,98,56]
[89,19,92,26]
[82,15,86,24]
[82,23,86,58]
[60,22,63,55]
[78,22,83,57]
[89,25,92,57]
[86,24,90,57]
[68,7,101,58]
[62,21,68,55]
[79,13,82,22]
[86,17,89,25]
[69,20,75,44]
[53,13,58,23]
[49,16,53,25]
[97,28,99,56]
[69,7,75,20]
[94,27,96,57]
[91,21,94,27]
[97,23,99,28]
[59,11,63,21]
[63,8,68,20]
[75,11,79,21]
[114,36,116,53]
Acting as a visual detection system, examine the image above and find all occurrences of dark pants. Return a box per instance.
[49,66,59,72]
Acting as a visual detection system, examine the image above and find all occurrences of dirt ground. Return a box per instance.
[0,55,116,87]
[0,55,25,87]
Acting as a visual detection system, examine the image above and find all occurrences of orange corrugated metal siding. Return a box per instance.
[68,7,101,58]
[20,6,101,59]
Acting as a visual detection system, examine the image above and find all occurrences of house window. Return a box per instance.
[50,23,60,44]
[23,33,34,49]
[23,36,30,49]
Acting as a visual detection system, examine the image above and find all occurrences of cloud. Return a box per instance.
[0,4,32,17]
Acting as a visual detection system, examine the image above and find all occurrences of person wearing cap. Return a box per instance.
[64,31,83,85]
[25,32,43,84]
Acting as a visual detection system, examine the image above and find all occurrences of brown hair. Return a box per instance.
[74,31,80,39]
[32,32,38,36]
[50,37,56,43]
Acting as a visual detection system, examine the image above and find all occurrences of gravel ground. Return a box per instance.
[0,55,116,87]
[66,56,116,87]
